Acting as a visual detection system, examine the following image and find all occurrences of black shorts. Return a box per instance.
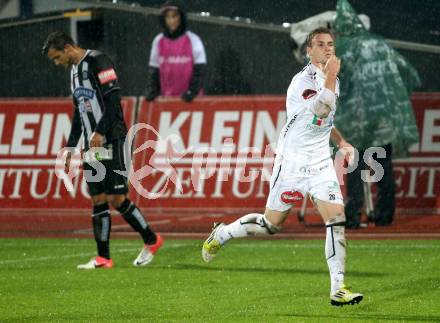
[83,139,129,196]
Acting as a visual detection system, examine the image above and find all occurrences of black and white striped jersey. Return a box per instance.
[66,50,127,150]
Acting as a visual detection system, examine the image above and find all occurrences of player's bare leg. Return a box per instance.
[202,208,289,263]
[78,193,113,269]
[314,198,363,306]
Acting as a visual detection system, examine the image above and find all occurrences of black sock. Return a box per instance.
[117,199,157,244]
[92,203,111,259]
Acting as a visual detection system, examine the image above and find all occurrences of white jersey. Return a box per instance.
[276,63,340,171]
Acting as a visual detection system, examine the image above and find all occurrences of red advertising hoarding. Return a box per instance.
[131,96,285,212]
[0,94,439,215]
[0,98,136,211]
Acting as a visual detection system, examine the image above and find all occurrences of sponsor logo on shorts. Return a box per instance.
[98,68,117,84]
[280,191,304,204]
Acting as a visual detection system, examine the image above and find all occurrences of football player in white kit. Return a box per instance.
[202,27,363,306]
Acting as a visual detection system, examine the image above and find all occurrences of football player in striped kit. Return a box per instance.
[43,31,163,269]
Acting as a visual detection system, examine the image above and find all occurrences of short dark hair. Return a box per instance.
[42,31,74,55]
[305,27,335,47]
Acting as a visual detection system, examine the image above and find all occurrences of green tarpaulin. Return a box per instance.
[334,0,420,157]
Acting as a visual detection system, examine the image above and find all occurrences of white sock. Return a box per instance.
[216,213,280,245]
[325,221,346,295]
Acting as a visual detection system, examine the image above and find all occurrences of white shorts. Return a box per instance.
[266,157,344,212]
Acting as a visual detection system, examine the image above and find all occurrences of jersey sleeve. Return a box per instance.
[91,54,122,136]
[286,74,336,118]
[187,31,207,64]
[93,54,121,95]
[149,34,162,68]
[95,90,122,136]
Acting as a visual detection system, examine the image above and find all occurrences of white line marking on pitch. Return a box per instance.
[0,244,190,265]
[0,248,134,265]
[1,241,438,265]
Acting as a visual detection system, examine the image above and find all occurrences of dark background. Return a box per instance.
[0,0,439,97]
[131,0,440,45]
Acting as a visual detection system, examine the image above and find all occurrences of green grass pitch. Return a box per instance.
[1,238,439,322]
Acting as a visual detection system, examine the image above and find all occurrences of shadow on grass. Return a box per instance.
[278,313,440,322]
[157,263,387,277]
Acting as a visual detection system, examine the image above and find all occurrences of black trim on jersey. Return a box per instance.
[272,164,282,189]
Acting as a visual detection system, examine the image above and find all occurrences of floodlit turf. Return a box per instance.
[0,238,439,322]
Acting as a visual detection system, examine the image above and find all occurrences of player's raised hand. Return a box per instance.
[324,55,341,77]
[89,132,104,147]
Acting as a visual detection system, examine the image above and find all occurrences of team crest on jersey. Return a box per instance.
[79,99,93,113]
[302,89,317,100]
[280,191,304,204]
[306,114,334,131]
[73,87,95,100]
[311,114,323,126]
[98,68,117,84]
